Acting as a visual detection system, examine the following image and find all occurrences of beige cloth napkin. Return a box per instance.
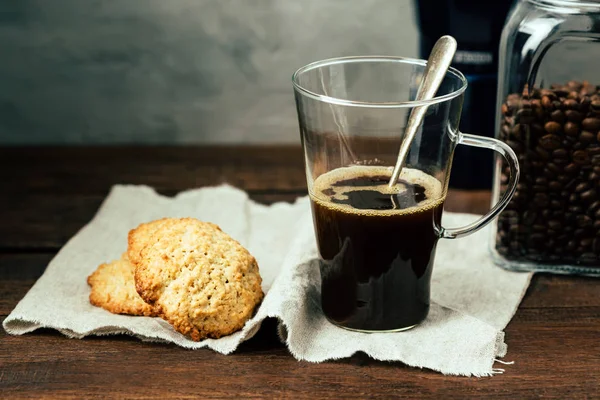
[3,184,532,377]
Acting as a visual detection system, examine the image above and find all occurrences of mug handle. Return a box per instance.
[440,132,520,239]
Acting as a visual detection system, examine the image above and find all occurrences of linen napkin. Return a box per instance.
[3,184,532,377]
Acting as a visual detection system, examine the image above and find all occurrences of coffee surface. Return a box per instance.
[312,165,443,214]
[310,166,445,331]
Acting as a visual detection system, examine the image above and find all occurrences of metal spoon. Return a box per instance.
[388,35,458,188]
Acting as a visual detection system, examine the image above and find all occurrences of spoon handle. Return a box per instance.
[388,35,457,187]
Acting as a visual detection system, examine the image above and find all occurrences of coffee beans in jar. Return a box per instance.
[496,81,600,268]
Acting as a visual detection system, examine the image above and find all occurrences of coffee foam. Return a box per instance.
[311,165,445,216]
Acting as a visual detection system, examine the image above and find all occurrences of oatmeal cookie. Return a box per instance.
[129,218,264,341]
[87,255,157,317]
[127,218,172,265]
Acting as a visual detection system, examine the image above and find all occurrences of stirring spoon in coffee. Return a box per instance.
[388,35,457,188]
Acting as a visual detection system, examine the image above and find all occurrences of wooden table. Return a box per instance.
[1,146,598,399]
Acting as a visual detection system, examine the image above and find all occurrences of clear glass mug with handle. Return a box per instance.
[292,57,520,332]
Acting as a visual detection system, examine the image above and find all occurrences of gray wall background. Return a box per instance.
[0,0,419,144]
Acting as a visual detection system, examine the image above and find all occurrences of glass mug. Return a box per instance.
[292,57,520,332]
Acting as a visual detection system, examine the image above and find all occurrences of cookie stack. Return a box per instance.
[87,217,264,341]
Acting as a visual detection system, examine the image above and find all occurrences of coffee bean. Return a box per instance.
[574,228,586,239]
[552,149,568,159]
[569,193,579,203]
[542,96,553,109]
[533,224,546,232]
[534,147,550,161]
[541,89,556,97]
[549,181,562,191]
[565,109,583,122]
[554,158,568,166]
[564,135,577,144]
[532,123,544,136]
[582,117,600,131]
[511,124,526,139]
[548,220,562,230]
[589,146,600,156]
[533,177,547,185]
[564,179,578,190]
[564,98,578,109]
[550,110,565,124]
[553,247,565,255]
[581,189,597,203]
[540,134,562,150]
[575,182,590,193]
[498,83,600,267]
[573,150,590,164]
[530,233,545,245]
[593,238,600,254]
[507,140,523,153]
[582,253,598,262]
[517,109,535,124]
[558,174,571,183]
[544,121,562,135]
[565,163,579,174]
[580,131,596,144]
[546,162,561,174]
[589,201,600,213]
[554,87,569,96]
[564,122,579,137]
[582,86,596,97]
[531,99,543,117]
[576,215,592,228]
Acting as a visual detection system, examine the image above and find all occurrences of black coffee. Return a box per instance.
[310,166,445,331]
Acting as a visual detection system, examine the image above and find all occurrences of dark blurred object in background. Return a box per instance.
[416,0,515,190]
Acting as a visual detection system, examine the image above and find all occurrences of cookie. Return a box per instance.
[87,256,158,317]
[129,217,264,341]
[127,218,172,266]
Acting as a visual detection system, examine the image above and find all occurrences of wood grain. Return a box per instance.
[0,146,491,250]
[0,146,307,195]
[1,146,599,399]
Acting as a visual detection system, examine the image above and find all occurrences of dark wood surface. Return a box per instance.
[1,146,598,399]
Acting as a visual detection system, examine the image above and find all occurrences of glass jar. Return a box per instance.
[492,0,600,276]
